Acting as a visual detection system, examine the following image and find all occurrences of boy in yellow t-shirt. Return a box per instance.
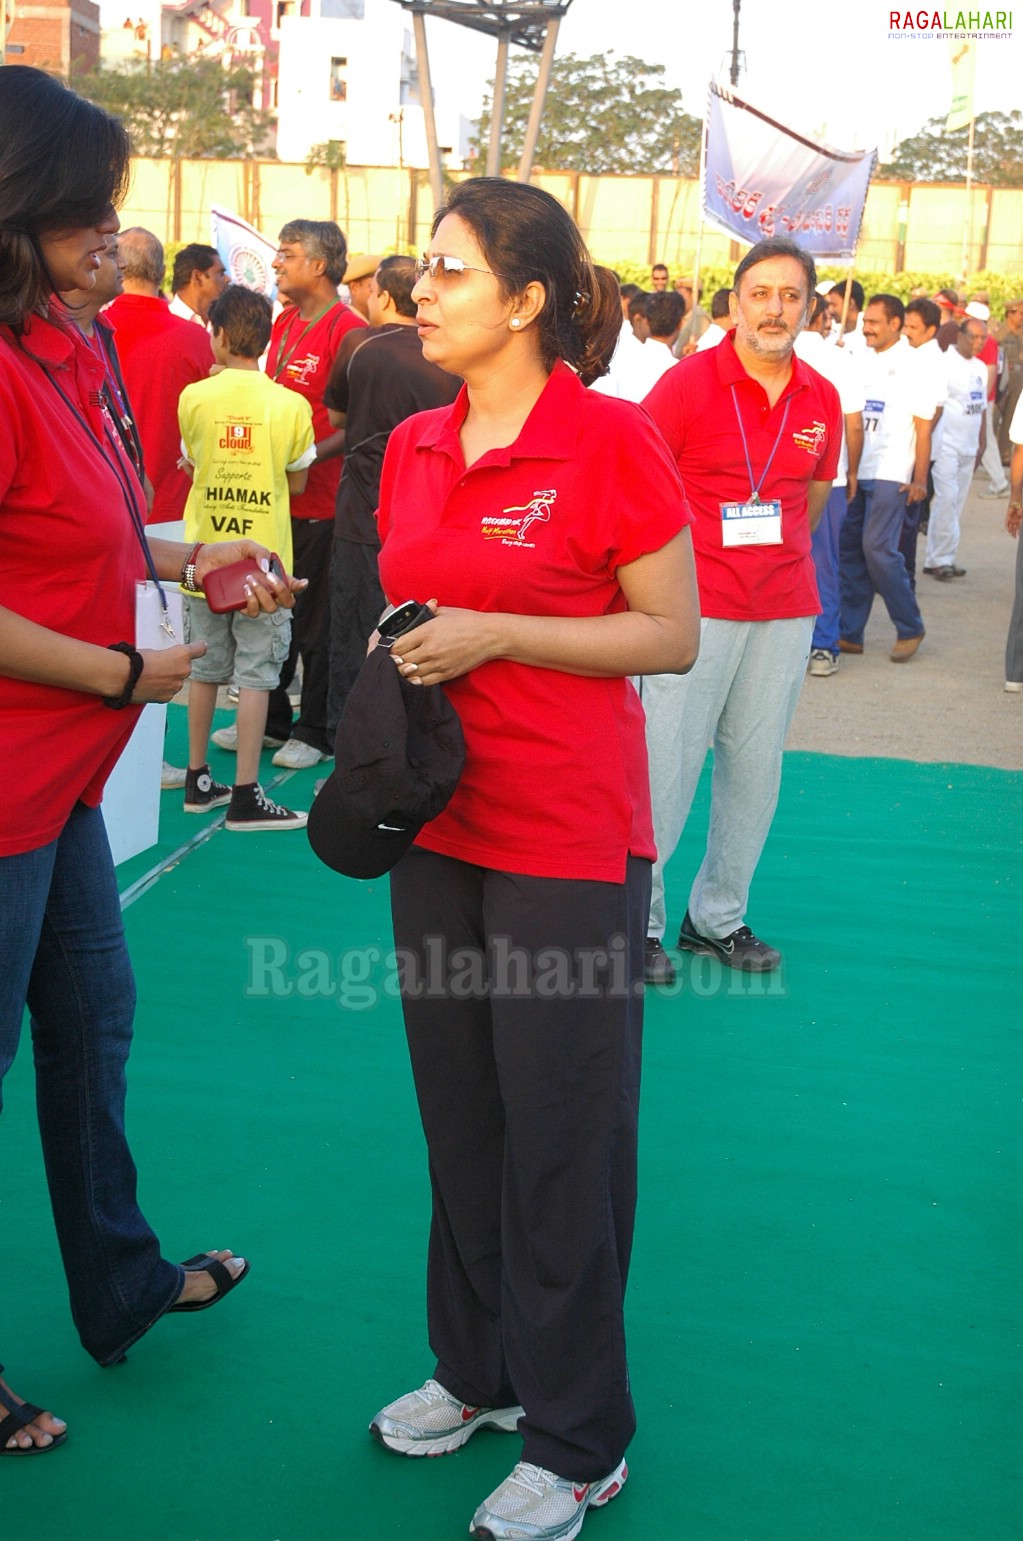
[179,284,316,830]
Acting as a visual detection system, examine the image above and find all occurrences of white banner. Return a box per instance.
[703,82,877,261]
[211,206,278,299]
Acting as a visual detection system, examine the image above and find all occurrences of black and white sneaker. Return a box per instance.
[225,782,307,832]
[183,765,232,813]
[677,910,781,972]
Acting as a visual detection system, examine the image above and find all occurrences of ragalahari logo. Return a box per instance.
[889,9,1013,34]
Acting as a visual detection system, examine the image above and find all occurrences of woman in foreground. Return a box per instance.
[0,67,299,1452]
[367,178,699,1540]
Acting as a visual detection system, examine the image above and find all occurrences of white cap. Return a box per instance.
[964,301,990,321]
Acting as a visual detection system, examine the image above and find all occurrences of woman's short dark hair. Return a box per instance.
[208,284,273,359]
[0,66,131,331]
[434,179,621,387]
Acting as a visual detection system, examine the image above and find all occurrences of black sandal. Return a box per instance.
[0,1366,67,1456]
[167,1253,251,1313]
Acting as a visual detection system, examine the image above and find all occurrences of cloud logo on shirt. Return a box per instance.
[481,489,557,547]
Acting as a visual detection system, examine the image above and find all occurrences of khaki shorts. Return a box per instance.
[183,596,291,691]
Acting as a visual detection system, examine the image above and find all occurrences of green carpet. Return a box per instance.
[2,703,1020,1540]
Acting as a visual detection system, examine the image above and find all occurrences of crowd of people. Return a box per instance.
[2,62,1020,1541]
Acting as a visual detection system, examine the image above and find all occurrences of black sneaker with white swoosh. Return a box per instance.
[677,910,781,972]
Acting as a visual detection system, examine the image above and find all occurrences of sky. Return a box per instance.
[423,0,1023,157]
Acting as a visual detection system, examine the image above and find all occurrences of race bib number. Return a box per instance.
[864,398,885,433]
[720,499,783,547]
[966,389,983,415]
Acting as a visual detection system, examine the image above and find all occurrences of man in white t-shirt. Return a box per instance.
[634,290,685,390]
[902,296,944,586]
[168,243,227,328]
[924,315,987,580]
[839,294,939,662]
[795,294,865,674]
[826,278,867,359]
[695,288,733,352]
[591,282,658,403]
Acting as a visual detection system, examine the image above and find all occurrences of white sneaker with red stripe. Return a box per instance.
[470,1458,628,1540]
[369,1378,523,1457]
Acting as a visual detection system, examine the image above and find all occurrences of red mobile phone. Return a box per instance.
[201,553,286,613]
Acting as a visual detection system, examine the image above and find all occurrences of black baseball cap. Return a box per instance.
[307,646,465,879]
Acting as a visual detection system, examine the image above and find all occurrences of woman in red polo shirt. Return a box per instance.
[367,179,699,1541]
[0,68,299,1453]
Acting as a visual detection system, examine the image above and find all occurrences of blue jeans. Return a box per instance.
[810,485,848,653]
[1,803,181,1365]
[839,480,925,645]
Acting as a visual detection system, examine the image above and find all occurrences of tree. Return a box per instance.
[472,52,701,177]
[76,59,275,160]
[884,111,1023,185]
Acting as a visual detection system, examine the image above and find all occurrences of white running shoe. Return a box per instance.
[211,723,286,752]
[271,737,329,770]
[370,1378,523,1457]
[808,649,838,677]
[470,1459,628,1540]
[160,760,187,790]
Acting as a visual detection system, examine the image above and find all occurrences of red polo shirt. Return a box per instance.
[267,300,366,520]
[103,293,214,523]
[0,315,145,857]
[376,361,691,882]
[643,331,841,621]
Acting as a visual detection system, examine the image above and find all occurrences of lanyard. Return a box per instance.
[270,299,339,381]
[87,328,144,478]
[43,362,174,633]
[730,384,790,503]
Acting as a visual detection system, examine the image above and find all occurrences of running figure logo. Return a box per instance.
[481,489,557,547]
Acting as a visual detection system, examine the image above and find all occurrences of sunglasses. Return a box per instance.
[415,254,501,282]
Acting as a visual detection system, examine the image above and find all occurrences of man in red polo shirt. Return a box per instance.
[103,228,214,525]
[639,237,841,985]
[257,219,366,769]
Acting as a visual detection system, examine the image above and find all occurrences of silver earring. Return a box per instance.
[510,318,521,329]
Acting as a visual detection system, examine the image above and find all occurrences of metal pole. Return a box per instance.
[486,31,510,178]
[517,14,561,183]
[960,112,976,286]
[412,9,444,215]
[730,0,741,86]
[691,102,709,318]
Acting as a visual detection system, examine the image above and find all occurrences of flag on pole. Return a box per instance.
[211,206,278,300]
[702,82,877,261]
[947,40,975,133]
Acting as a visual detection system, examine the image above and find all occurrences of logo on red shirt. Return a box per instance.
[481,489,557,547]
[286,353,321,388]
[792,420,828,455]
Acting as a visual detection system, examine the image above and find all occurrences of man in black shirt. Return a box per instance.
[323,255,461,734]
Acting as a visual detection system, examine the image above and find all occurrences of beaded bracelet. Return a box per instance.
[103,641,145,709]
[180,541,205,592]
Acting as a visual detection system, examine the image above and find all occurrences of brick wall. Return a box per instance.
[4,2,100,73]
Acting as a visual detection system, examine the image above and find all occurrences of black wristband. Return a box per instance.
[103,641,145,709]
